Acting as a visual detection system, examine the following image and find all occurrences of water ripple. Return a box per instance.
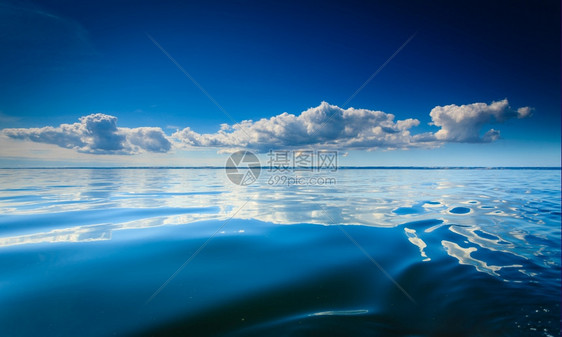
[0,168,559,337]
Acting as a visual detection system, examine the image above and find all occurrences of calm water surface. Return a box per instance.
[0,168,560,336]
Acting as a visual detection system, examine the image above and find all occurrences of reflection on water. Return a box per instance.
[404,227,429,261]
[0,168,560,336]
[0,169,559,271]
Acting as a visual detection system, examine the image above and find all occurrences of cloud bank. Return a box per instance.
[2,114,171,155]
[173,99,531,151]
[173,102,424,151]
[1,99,531,155]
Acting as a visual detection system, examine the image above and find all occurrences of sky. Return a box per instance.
[0,0,560,167]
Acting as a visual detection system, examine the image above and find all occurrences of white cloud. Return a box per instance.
[2,113,171,155]
[125,127,172,153]
[429,99,532,143]
[1,99,531,156]
[173,102,429,151]
[173,100,530,151]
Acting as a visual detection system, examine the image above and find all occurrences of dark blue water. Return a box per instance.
[0,169,560,336]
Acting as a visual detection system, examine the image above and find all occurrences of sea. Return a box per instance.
[0,168,560,336]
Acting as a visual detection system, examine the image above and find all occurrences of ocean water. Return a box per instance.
[0,168,560,337]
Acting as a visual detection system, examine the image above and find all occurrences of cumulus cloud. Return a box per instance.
[2,113,171,155]
[173,102,427,151]
[125,127,171,153]
[1,99,531,155]
[173,100,530,151]
[429,99,532,143]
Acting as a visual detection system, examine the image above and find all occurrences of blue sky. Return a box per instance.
[0,0,560,167]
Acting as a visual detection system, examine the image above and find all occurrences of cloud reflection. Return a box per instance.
[0,168,558,283]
